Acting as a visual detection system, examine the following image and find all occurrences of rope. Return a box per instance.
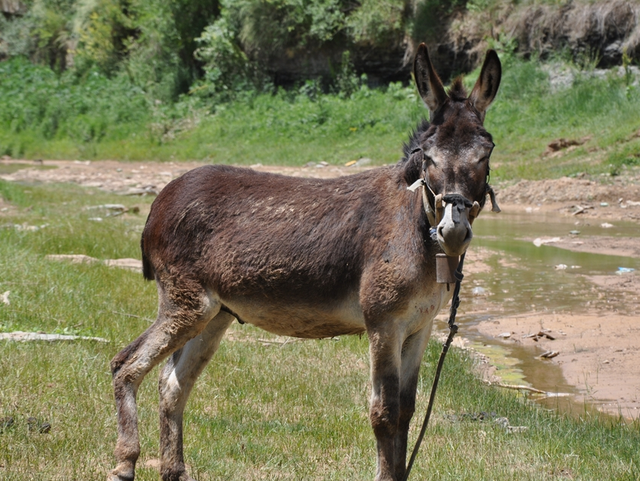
[402,252,466,481]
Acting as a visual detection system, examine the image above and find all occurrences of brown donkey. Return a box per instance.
[109,44,501,481]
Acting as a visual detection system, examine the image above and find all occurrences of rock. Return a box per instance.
[472,286,487,296]
[103,258,142,272]
[617,267,635,274]
[533,237,561,247]
[46,254,142,272]
[525,331,556,342]
[603,40,623,65]
[493,416,528,433]
[0,416,14,431]
[27,417,38,431]
[10,223,48,231]
[119,186,159,196]
[85,204,128,216]
[0,331,109,343]
[45,254,100,264]
[539,350,560,359]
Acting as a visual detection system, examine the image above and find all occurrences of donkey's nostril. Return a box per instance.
[464,227,473,244]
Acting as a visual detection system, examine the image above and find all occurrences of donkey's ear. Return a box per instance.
[413,43,447,117]
[469,49,501,121]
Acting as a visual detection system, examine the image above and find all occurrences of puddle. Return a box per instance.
[451,209,640,418]
[469,211,640,316]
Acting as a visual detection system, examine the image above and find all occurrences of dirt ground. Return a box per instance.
[2,158,640,418]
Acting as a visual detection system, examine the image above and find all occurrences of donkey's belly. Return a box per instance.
[222,296,366,339]
[220,284,452,339]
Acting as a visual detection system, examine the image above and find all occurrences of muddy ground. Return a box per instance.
[2,158,640,418]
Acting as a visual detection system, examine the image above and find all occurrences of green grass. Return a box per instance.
[4,54,640,182]
[1,180,639,480]
[0,57,424,165]
[486,58,640,181]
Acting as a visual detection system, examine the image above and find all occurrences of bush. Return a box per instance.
[0,57,149,142]
[193,12,264,104]
[0,0,75,70]
[193,0,416,102]
[347,0,406,47]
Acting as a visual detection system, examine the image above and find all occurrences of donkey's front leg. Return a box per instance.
[394,328,432,480]
[367,331,402,481]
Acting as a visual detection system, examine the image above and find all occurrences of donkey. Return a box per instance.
[108,43,501,481]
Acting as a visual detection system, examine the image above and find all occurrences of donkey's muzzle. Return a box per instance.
[436,194,474,257]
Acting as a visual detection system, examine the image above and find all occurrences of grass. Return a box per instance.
[3,54,640,183]
[1,180,640,480]
[486,58,640,181]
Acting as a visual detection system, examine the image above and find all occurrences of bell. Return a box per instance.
[436,253,459,284]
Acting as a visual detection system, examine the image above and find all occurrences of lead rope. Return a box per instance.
[402,252,466,481]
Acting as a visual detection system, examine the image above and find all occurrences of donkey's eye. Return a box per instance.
[424,155,436,166]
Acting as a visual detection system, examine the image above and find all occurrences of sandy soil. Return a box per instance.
[0,159,371,193]
[2,158,640,418]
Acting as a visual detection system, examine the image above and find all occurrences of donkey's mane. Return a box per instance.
[401,118,430,163]
[447,77,468,101]
[399,118,431,184]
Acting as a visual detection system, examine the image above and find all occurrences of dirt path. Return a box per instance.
[2,158,640,418]
[0,159,371,193]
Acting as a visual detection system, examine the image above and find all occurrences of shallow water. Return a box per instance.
[471,210,639,314]
[448,210,640,416]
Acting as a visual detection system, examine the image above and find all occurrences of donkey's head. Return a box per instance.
[411,43,501,257]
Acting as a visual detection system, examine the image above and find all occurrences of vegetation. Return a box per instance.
[0,0,415,100]
[487,54,640,180]
[0,181,639,480]
[1,0,639,180]
[1,47,639,181]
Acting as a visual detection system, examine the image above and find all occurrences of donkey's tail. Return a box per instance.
[140,236,155,281]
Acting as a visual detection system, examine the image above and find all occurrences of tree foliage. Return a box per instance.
[192,0,415,101]
[1,0,421,102]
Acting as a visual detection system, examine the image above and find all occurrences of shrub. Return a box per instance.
[0,57,149,141]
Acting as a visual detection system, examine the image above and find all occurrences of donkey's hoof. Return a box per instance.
[108,475,133,481]
[160,468,197,481]
[161,470,196,481]
[108,465,135,481]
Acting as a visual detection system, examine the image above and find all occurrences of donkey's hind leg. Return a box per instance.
[158,310,235,481]
[109,280,219,481]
